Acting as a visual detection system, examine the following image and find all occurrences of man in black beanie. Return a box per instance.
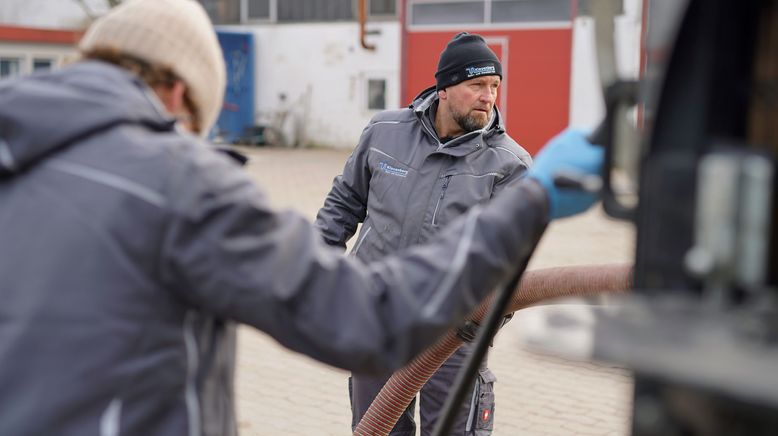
[435,32,504,134]
[316,32,530,435]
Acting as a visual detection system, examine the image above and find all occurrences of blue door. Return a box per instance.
[214,30,255,143]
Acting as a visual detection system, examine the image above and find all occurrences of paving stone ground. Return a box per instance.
[233,146,636,436]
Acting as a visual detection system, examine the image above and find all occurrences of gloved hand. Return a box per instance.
[527,129,604,219]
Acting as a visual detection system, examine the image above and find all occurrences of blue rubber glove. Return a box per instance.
[527,129,604,219]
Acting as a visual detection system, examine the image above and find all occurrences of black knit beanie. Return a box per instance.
[435,32,502,91]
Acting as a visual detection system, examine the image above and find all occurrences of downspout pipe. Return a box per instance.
[359,0,376,51]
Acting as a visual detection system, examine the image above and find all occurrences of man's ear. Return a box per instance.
[437,89,447,100]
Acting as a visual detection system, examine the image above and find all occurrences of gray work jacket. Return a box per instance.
[0,63,548,435]
[315,86,532,263]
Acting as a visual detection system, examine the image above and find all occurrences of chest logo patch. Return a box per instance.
[378,161,409,178]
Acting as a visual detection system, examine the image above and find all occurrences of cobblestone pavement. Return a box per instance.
[234,146,636,436]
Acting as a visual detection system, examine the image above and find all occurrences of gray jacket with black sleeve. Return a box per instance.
[0,63,547,435]
[315,86,533,263]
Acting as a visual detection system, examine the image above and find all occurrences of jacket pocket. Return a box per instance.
[430,172,498,230]
[468,368,497,435]
[368,149,412,203]
[431,175,452,227]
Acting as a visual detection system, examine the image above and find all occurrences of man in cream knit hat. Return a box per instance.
[0,0,604,434]
[78,0,226,135]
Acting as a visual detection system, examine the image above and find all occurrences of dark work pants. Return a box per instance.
[349,342,496,436]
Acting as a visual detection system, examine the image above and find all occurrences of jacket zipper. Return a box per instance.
[431,176,452,226]
[424,120,479,152]
[418,111,482,152]
[419,118,442,149]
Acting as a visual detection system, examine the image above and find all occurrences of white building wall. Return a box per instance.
[222,21,401,149]
[569,0,644,129]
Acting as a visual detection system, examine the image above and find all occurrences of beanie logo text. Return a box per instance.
[465,65,497,78]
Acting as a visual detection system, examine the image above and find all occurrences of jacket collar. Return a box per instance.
[409,86,506,156]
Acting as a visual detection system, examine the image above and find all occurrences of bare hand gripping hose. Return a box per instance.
[353,264,633,436]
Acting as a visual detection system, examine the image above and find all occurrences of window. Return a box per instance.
[277,0,354,22]
[411,1,485,25]
[33,58,54,72]
[246,0,271,20]
[227,0,399,23]
[0,58,21,79]
[199,0,241,24]
[369,0,396,17]
[367,79,387,110]
[491,0,571,23]
[409,0,572,26]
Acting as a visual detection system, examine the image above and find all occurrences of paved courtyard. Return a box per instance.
[233,146,636,436]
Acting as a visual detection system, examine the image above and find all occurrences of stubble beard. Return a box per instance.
[452,108,490,133]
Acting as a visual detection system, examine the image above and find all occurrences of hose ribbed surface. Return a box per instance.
[353,264,633,436]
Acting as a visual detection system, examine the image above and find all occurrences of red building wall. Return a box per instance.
[0,25,82,45]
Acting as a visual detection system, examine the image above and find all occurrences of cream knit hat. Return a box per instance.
[79,0,226,135]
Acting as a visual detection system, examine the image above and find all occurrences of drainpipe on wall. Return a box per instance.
[359,0,376,51]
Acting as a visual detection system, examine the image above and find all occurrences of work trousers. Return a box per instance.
[349,342,496,436]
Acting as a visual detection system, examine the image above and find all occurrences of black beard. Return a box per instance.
[453,110,489,133]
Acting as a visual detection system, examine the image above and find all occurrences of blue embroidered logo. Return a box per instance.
[465,65,496,78]
[379,161,409,178]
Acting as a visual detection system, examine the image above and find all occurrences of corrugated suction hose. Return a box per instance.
[353,263,633,436]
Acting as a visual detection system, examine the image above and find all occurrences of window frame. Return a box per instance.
[32,58,55,72]
[368,0,399,20]
[409,0,486,26]
[241,0,276,23]
[238,0,399,24]
[367,77,388,111]
[0,57,22,79]
[407,0,575,31]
